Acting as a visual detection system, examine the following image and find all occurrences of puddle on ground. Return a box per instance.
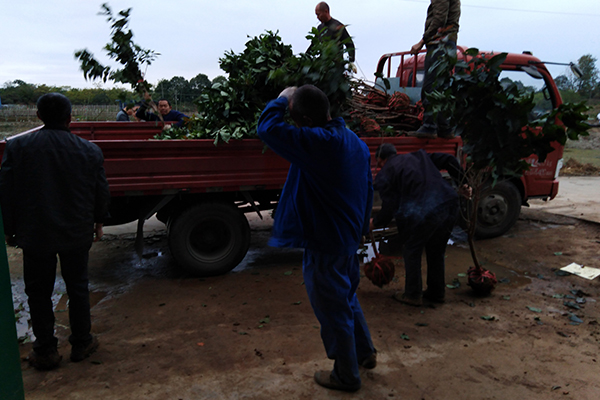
[9,222,533,342]
[12,277,108,344]
[234,246,303,272]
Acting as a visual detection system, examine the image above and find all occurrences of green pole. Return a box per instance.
[0,208,25,400]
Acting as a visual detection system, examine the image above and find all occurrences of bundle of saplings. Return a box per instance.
[157,29,355,142]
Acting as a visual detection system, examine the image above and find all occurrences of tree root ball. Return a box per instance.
[467,266,497,296]
[364,257,395,288]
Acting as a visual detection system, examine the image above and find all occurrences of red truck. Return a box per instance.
[0,123,461,276]
[374,46,566,238]
[0,47,566,277]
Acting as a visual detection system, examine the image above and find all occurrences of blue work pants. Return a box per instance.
[302,250,375,386]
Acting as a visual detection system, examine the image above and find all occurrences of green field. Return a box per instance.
[563,148,600,167]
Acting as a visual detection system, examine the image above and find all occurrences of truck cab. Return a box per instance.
[374,46,565,238]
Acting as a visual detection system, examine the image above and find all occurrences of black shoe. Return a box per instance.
[359,349,377,369]
[423,290,445,303]
[314,370,361,392]
[393,291,422,306]
[408,126,437,138]
[70,336,99,362]
[28,349,61,370]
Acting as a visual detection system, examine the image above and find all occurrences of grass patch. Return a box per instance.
[0,122,42,139]
[563,148,600,168]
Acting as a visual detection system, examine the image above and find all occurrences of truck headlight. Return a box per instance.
[555,158,563,179]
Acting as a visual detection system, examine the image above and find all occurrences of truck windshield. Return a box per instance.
[499,70,553,121]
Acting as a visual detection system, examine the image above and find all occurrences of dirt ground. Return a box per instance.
[566,126,600,151]
[7,207,600,400]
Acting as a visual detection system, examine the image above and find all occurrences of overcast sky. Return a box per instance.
[1,0,598,90]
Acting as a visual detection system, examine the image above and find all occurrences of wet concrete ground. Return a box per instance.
[529,176,600,223]
[12,204,600,399]
[10,176,600,343]
[6,176,600,399]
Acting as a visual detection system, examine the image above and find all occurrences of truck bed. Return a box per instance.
[1,122,462,197]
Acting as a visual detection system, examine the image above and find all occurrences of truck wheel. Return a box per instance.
[168,203,251,276]
[475,181,522,239]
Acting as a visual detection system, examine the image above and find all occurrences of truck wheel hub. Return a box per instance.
[479,194,508,225]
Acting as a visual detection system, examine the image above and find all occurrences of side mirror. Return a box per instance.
[569,63,584,79]
[530,60,584,79]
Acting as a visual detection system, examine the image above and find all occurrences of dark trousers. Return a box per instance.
[303,250,375,386]
[400,202,459,298]
[23,246,92,355]
[421,36,458,131]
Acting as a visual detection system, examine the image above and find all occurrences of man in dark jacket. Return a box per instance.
[257,85,375,392]
[136,92,188,127]
[0,93,110,370]
[410,0,461,138]
[309,2,356,65]
[370,144,470,306]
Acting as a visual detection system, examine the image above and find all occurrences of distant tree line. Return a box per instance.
[0,73,219,108]
[2,54,597,109]
[554,54,600,103]
[0,80,131,106]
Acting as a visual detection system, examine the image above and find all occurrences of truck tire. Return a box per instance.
[475,181,522,239]
[168,203,251,276]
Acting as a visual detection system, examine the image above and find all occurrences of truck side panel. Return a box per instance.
[0,123,462,198]
[97,139,291,196]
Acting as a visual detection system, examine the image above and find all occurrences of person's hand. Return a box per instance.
[410,39,425,55]
[94,223,104,242]
[278,86,297,101]
[459,184,472,200]
[369,218,375,232]
[143,91,152,102]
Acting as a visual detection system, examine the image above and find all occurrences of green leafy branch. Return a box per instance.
[74,3,159,94]
[428,46,590,272]
[155,30,354,143]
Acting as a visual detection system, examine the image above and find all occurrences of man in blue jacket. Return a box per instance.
[257,85,375,392]
[0,93,110,370]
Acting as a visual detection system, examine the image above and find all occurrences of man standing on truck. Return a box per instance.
[0,93,110,370]
[308,2,356,69]
[257,85,376,392]
[410,0,461,138]
[136,92,188,127]
[370,144,470,306]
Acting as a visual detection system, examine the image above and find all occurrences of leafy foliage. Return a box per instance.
[269,27,353,116]
[155,29,354,142]
[428,46,590,271]
[74,3,159,94]
[189,31,293,143]
[430,47,589,182]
